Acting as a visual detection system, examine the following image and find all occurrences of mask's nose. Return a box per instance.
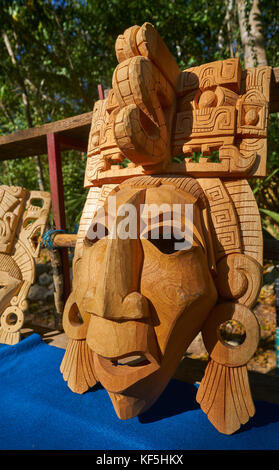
[82,232,149,321]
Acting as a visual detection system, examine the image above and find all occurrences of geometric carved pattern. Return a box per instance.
[224,179,263,265]
[198,178,242,261]
[172,60,271,178]
[0,186,27,254]
[0,187,51,344]
[83,24,271,187]
[73,184,117,268]
[73,186,101,265]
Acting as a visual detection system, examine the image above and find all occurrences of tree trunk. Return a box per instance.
[33,156,45,191]
[237,0,268,67]
[226,0,236,58]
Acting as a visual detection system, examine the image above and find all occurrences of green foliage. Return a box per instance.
[172,151,220,164]
[0,150,87,229]
[0,157,39,189]
[260,208,279,239]
[0,0,230,131]
[260,208,279,224]
[61,151,88,228]
[251,169,279,240]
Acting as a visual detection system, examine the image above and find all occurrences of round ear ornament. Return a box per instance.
[216,253,262,308]
[197,302,260,435]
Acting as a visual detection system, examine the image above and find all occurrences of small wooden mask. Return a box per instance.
[0,187,51,344]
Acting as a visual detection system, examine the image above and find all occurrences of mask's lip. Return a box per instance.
[93,351,160,393]
[86,314,162,366]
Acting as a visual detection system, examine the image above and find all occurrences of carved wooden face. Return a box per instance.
[73,183,218,419]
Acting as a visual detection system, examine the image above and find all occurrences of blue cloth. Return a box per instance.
[0,333,278,450]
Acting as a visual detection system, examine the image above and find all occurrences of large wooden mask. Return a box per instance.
[60,23,270,435]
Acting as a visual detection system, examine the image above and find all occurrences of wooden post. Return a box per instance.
[97,84,104,100]
[46,133,66,229]
[46,133,71,305]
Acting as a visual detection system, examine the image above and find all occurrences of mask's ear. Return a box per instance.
[215,253,263,308]
[197,302,260,435]
[60,292,97,395]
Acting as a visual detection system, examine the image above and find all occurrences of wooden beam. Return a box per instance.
[52,233,78,248]
[58,134,87,152]
[0,112,92,160]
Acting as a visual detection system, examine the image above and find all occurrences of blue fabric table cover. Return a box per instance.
[0,333,278,451]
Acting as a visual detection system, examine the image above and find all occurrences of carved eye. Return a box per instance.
[146,226,192,255]
[90,131,100,147]
[84,223,109,247]
[244,108,259,126]
[198,90,217,109]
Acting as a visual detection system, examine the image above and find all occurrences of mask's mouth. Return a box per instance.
[113,354,151,367]
[86,312,161,392]
[93,350,160,393]
[94,352,160,393]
